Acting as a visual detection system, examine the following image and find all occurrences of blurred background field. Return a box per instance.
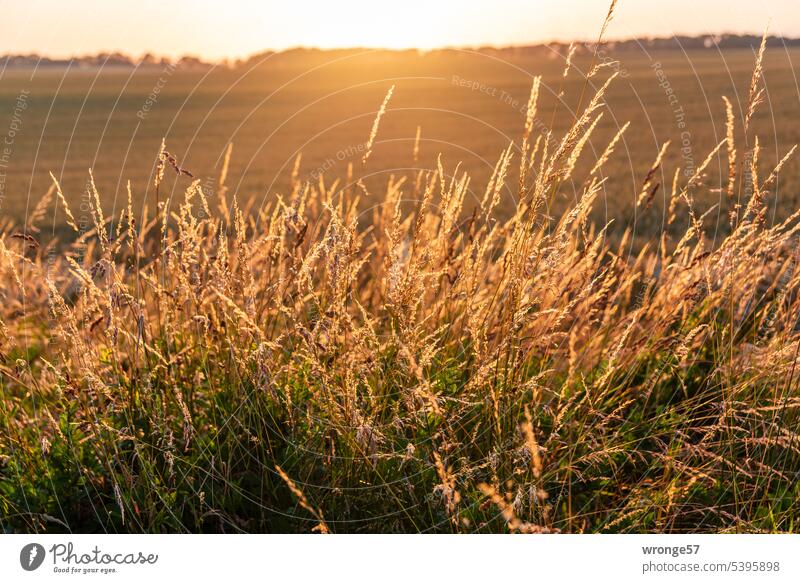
[0,45,798,249]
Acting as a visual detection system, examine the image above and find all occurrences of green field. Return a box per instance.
[1,47,799,247]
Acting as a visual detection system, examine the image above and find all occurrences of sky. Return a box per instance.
[0,0,797,60]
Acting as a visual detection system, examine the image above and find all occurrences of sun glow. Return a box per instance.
[0,0,795,60]
[260,2,463,51]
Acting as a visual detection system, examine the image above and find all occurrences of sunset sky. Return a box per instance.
[0,0,797,60]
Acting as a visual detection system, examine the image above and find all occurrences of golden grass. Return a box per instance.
[1,38,799,533]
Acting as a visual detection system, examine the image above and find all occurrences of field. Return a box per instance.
[1,47,799,249]
[2,42,800,534]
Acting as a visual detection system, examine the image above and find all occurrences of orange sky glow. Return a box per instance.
[0,0,797,60]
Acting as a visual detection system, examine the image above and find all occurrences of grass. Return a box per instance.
[1,38,800,534]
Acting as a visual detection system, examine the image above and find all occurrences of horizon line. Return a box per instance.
[1,31,793,65]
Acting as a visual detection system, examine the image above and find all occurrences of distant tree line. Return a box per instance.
[2,35,796,69]
[0,52,213,69]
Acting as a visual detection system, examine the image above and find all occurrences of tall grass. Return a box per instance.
[1,46,799,533]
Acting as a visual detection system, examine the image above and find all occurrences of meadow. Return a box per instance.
[1,40,800,533]
[1,46,799,249]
